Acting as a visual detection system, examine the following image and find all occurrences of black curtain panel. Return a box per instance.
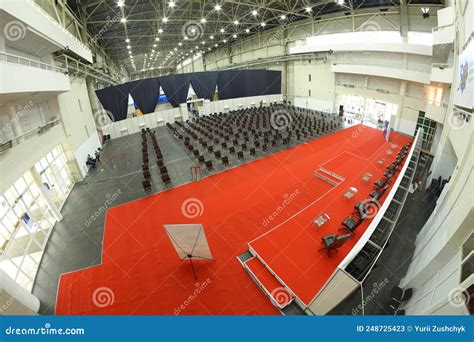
[244,70,267,97]
[217,70,246,100]
[264,70,282,95]
[158,73,191,107]
[190,71,218,100]
[95,83,131,121]
[129,78,160,114]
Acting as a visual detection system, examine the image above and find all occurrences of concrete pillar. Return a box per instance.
[29,168,63,221]
[0,270,40,314]
[5,103,23,137]
[0,30,6,52]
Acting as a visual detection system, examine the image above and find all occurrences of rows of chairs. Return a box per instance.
[318,142,412,256]
[141,128,171,193]
[168,104,343,171]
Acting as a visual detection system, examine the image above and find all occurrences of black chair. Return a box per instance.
[229,147,236,154]
[161,173,171,184]
[143,170,151,180]
[262,144,268,152]
[390,286,413,303]
[205,160,213,170]
[250,148,256,156]
[339,216,363,234]
[198,155,205,163]
[237,151,244,160]
[221,142,227,149]
[222,156,229,166]
[208,146,214,153]
[318,234,351,256]
[193,149,200,157]
[214,151,222,159]
[241,144,247,150]
[159,166,168,174]
[142,180,151,193]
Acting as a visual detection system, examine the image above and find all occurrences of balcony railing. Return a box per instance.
[0,52,66,73]
[0,119,62,155]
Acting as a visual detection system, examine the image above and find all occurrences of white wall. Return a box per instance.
[74,132,101,178]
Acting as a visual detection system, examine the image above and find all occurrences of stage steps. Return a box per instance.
[243,256,294,309]
[313,167,345,186]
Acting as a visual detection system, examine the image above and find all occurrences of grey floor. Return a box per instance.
[32,124,435,316]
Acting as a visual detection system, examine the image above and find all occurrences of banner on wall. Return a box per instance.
[454,40,474,109]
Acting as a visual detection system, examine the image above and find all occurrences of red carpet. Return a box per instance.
[56,125,411,315]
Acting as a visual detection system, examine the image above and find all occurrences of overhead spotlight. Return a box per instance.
[174,47,178,50]
[280,15,286,20]
[336,0,344,4]
[184,36,188,40]
[168,1,175,8]
[178,42,182,46]
[117,0,125,7]
[305,7,312,13]
[214,43,218,47]
[223,39,227,43]
[261,22,266,27]
[232,34,237,38]
[155,37,160,41]
[153,44,157,47]
[421,7,430,19]
[220,28,225,33]
[125,38,130,43]
[120,17,127,23]
[245,28,250,33]
[158,29,163,33]
[126,45,131,49]
[234,20,239,25]
[200,18,207,23]
[210,35,214,39]
[201,41,205,44]
[214,4,221,11]
[251,10,258,16]
[128,51,132,54]
[162,17,169,23]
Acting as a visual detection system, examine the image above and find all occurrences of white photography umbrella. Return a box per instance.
[163,224,213,279]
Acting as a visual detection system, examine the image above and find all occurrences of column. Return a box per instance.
[0,270,40,314]
[29,167,63,221]
[5,103,23,138]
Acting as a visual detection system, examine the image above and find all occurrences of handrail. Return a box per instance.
[0,51,66,73]
[27,0,91,52]
[0,119,62,149]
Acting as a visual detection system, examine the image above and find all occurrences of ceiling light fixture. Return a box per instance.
[214,4,221,11]
[305,7,312,12]
[234,20,239,25]
[117,0,125,7]
[200,18,207,23]
[251,10,258,16]
[168,1,175,7]
[162,17,169,23]
[120,17,127,23]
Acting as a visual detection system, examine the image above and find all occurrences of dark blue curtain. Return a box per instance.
[95,83,131,121]
[244,70,267,97]
[158,74,191,107]
[217,70,245,100]
[264,70,282,95]
[129,78,160,114]
[190,71,218,100]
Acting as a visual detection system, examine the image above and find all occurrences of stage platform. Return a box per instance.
[55,125,412,315]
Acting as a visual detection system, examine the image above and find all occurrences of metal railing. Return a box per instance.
[0,119,62,154]
[0,51,66,73]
